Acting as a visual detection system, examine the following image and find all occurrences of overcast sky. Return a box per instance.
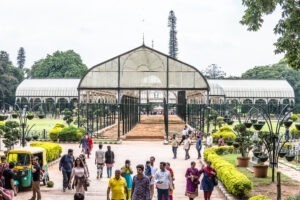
[0,0,282,76]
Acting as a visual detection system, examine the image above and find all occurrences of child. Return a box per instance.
[144,161,152,181]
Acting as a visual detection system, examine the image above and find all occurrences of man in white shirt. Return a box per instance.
[183,135,191,160]
[206,133,213,148]
[179,126,188,145]
[149,156,158,200]
[154,162,173,200]
[95,143,105,179]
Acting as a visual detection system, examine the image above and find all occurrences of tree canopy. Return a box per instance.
[202,64,226,79]
[240,0,300,70]
[168,10,178,58]
[17,47,25,69]
[0,51,24,107]
[242,60,300,112]
[30,50,88,78]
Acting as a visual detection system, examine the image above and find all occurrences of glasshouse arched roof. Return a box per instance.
[16,79,80,97]
[208,79,295,99]
[78,45,210,91]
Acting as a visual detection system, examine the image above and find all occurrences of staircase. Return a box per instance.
[125,115,185,140]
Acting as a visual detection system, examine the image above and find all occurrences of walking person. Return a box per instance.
[149,156,158,200]
[2,162,17,199]
[87,135,93,159]
[178,126,188,145]
[183,135,191,160]
[199,161,217,200]
[131,164,150,200]
[107,170,128,200]
[0,182,12,200]
[166,162,175,200]
[69,157,88,195]
[171,134,179,159]
[206,133,213,148]
[218,135,225,146]
[28,157,41,200]
[79,135,88,154]
[79,154,89,178]
[185,161,200,200]
[196,136,202,159]
[105,146,115,178]
[0,156,8,186]
[121,160,133,199]
[154,162,173,200]
[95,143,105,179]
[59,149,75,192]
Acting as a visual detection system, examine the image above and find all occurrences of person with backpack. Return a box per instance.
[196,136,202,159]
[105,146,115,178]
[199,161,217,200]
[59,149,75,192]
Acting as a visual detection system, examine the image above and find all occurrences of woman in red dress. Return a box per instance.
[87,136,93,158]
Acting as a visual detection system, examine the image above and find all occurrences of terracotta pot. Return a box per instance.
[253,165,268,178]
[237,157,250,167]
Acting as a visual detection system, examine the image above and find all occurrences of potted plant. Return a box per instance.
[253,153,269,178]
[32,135,39,140]
[25,136,32,142]
[38,113,45,119]
[285,153,295,162]
[233,142,239,149]
[278,150,287,158]
[11,112,18,119]
[244,121,252,128]
[0,115,8,121]
[26,112,34,120]
[283,120,293,128]
[227,120,234,125]
[253,123,264,131]
[233,124,253,167]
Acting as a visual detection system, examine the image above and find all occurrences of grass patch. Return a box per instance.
[220,154,299,187]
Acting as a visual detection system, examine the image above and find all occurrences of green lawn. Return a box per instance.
[220,153,298,187]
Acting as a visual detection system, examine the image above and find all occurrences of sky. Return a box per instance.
[0,0,282,76]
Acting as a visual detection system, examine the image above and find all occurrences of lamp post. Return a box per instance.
[15,104,34,147]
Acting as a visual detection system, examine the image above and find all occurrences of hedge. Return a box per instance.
[49,123,65,141]
[30,142,62,162]
[58,126,84,142]
[212,125,236,142]
[204,147,252,197]
[249,195,270,200]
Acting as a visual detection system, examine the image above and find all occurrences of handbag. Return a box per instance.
[212,175,218,186]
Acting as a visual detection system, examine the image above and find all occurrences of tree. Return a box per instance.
[17,47,25,69]
[62,108,74,126]
[240,0,300,70]
[202,64,226,79]
[168,10,178,58]
[0,51,23,107]
[242,60,300,112]
[30,50,88,78]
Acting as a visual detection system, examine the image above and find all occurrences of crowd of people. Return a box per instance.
[0,127,217,200]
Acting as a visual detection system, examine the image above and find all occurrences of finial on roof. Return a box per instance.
[152,40,154,48]
[143,33,145,45]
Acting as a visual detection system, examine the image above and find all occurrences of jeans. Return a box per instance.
[197,147,202,158]
[172,147,178,158]
[185,149,190,159]
[107,167,112,178]
[62,170,71,189]
[97,163,104,178]
[157,188,169,200]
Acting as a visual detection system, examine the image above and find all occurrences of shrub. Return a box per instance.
[49,123,65,141]
[291,128,300,139]
[46,180,54,187]
[5,121,19,128]
[30,142,62,162]
[0,121,5,126]
[249,195,271,200]
[204,147,252,197]
[59,126,84,142]
[287,193,300,200]
[212,125,236,142]
[290,114,298,122]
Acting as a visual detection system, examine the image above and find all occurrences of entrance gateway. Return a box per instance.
[78,45,210,140]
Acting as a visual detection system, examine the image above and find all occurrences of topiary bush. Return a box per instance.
[291,128,300,139]
[204,147,252,197]
[290,114,298,122]
[58,126,84,142]
[30,142,62,162]
[46,180,54,187]
[249,195,271,200]
[49,123,65,141]
[212,125,236,142]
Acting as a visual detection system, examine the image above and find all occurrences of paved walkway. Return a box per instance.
[278,162,300,181]
[18,141,225,200]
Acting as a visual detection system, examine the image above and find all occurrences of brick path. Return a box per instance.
[18,141,225,200]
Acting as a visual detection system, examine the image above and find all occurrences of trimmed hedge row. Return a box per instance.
[30,142,62,162]
[249,195,270,200]
[204,147,252,197]
[49,123,84,142]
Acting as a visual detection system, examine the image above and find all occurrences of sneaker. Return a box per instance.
[63,188,66,192]
[28,198,35,200]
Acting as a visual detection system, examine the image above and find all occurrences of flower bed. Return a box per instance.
[204,147,252,197]
[30,142,62,162]
[249,195,270,200]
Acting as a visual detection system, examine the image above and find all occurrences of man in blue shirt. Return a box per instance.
[196,136,202,159]
[79,135,88,154]
[59,149,74,192]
